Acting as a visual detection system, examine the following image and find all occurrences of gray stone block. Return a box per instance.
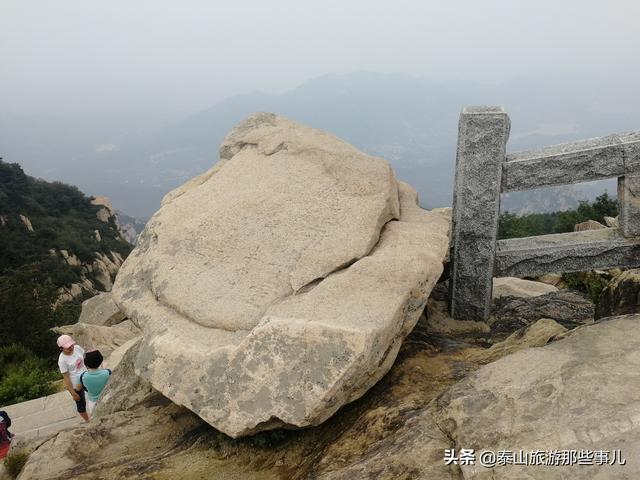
[618,175,640,237]
[495,229,640,278]
[449,106,510,320]
[503,134,627,192]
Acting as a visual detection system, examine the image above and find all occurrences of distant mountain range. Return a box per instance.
[2,72,638,218]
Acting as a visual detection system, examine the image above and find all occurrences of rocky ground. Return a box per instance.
[11,274,640,480]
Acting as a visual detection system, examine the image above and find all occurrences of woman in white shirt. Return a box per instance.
[57,334,89,422]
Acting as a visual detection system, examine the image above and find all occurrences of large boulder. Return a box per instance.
[595,269,640,319]
[112,113,450,437]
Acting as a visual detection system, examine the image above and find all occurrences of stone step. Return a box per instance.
[1,391,81,443]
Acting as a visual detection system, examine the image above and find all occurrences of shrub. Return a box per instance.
[0,344,33,369]
[3,450,29,479]
[562,272,612,303]
[0,357,58,405]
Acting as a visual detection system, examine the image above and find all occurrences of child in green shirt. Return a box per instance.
[81,350,112,415]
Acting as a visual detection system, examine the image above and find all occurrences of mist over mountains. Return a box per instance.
[2,71,638,219]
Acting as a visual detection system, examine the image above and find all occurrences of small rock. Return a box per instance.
[604,215,619,228]
[492,277,558,299]
[573,219,606,231]
[468,318,566,363]
[535,273,565,288]
[19,214,34,232]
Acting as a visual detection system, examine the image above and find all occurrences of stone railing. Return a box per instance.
[449,106,640,320]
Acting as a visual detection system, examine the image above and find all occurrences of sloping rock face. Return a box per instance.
[17,393,201,480]
[434,314,640,479]
[111,113,450,437]
[95,339,155,416]
[78,292,127,326]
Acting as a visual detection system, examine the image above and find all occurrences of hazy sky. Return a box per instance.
[2,0,639,121]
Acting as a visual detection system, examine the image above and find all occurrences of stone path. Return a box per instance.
[0,339,138,454]
[1,391,81,443]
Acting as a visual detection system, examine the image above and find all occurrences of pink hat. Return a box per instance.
[56,334,75,349]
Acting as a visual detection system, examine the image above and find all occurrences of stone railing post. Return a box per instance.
[618,175,640,237]
[449,106,511,320]
[618,134,640,237]
[618,132,640,237]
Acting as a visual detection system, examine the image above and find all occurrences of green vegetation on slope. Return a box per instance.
[498,192,618,239]
[0,161,130,268]
[3,449,29,479]
[0,344,58,405]
[0,160,132,405]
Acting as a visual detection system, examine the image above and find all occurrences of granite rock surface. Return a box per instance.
[435,314,640,479]
[19,311,639,480]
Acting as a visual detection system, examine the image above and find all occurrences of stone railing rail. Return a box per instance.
[449,106,640,321]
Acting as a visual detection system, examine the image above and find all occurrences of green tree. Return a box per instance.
[499,192,619,240]
[0,263,58,357]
